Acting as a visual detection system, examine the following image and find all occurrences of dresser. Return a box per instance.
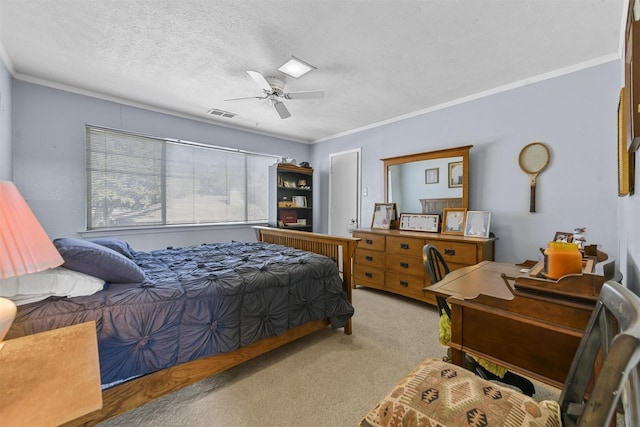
[352,229,495,305]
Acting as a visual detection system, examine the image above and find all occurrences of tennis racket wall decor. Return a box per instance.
[518,142,550,213]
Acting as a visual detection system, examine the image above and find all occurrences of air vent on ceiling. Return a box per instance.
[207,108,237,118]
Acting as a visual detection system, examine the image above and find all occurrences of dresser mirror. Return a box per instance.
[383,145,471,216]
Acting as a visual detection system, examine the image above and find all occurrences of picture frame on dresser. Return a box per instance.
[464,210,491,238]
[442,208,466,234]
[399,213,439,232]
[371,203,397,229]
[553,231,574,243]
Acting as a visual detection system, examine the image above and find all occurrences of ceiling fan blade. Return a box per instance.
[247,70,272,93]
[273,101,291,119]
[224,95,266,102]
[284,90,324,100]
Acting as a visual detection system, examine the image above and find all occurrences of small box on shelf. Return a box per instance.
[280,209,298,225]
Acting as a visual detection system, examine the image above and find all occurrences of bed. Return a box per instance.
[5,226,358,425]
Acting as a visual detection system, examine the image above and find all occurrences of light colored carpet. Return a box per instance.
[98,287,560,427]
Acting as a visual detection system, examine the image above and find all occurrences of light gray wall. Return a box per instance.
[10,59,639,290]
[0,58,11,180]
[12,81,312,250]
[312,61,622,267]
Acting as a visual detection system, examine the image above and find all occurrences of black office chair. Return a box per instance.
[422,243,536,396]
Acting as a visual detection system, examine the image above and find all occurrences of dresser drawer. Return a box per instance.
[385,271,427,300]
[386,236,424,258]
[352,229,494,307]
[385,253,425,277]
[355,248,386,266]
[354,264,385,288]
[353,232,385,251]
[426,239,477,266]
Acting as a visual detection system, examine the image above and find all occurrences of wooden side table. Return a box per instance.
[0,321,102,426]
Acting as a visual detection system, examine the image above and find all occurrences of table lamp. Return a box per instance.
[0,181,63,350]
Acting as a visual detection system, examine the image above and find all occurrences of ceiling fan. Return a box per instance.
[225,71,324,119]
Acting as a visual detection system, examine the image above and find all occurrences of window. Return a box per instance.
[86,126,278,230]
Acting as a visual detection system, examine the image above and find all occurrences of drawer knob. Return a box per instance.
[400,281,409,287]
[400,262,409,268]
[365,255,373,261]
[365,272,373,278]
[444,249,456,256]
[400,243,409,249]
[366,239,373,245]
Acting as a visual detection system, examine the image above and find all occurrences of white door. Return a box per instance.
[329,149,360,237]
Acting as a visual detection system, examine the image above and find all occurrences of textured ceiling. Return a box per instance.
[0,0,626,143]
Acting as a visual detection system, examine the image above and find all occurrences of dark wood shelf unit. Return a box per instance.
[269,163,314,232]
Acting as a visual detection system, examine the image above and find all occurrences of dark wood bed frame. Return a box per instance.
[67,226,359,426]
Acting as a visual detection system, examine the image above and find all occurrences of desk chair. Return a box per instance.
[422,244,536,396]
[360,280,640,426]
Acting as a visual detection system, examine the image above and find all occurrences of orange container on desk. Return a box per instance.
[545,241,583,279]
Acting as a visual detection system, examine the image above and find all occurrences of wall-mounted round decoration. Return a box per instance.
[518,142,550,213]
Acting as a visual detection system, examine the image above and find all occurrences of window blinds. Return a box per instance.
[86,126,275,230]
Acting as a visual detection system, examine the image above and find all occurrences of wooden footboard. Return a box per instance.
[67,227,359,426]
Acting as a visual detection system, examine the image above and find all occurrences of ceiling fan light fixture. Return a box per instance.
[278,56,316,79]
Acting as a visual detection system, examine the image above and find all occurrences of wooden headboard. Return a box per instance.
[419,198,463,214]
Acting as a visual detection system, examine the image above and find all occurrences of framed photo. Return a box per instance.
[464,211,491,238]
[399,213,439,232]
[553,231,574,243]
[448,161,463,188]
[442,208,466,234]
[617,88,634,196]
[371,203,397,229]
[425,168,439,184]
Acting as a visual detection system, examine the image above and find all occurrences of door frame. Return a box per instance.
[328,147,362,236]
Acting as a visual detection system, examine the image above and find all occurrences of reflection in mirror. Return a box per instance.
[383,146,471,216]
[388,156,463,213]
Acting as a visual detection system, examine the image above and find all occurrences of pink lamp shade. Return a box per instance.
[0,181,63,279]
[0,181,64,345]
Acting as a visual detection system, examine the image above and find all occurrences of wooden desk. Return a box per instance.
[423,261,595,388]
[425,261,522,300]
[0,322,103,426]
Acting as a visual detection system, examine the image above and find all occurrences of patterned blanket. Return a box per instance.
[10,241,354,385]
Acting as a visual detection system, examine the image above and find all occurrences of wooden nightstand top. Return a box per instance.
[0,321,102,426]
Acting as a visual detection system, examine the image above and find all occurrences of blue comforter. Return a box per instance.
[10,241,354,385]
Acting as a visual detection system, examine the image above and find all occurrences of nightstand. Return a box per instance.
[0,321,102,426]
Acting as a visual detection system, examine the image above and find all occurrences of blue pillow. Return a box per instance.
[53,238,145,284]
[90,238,136,259]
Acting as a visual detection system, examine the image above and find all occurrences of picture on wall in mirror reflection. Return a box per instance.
[464,210,491,238]
[425,168,439,184]
[448,161,463,188]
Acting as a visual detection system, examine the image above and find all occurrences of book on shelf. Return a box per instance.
[279,209,298,224]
